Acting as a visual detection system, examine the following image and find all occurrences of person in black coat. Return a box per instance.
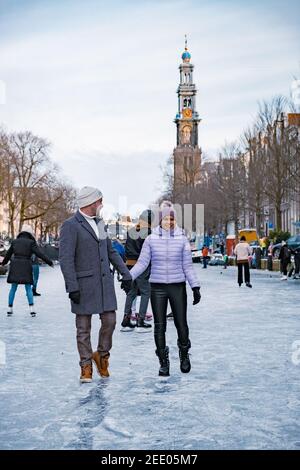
[121,209,154,331]
[1,225,53,316]
[278,240,291,281]
[290,246,300,279]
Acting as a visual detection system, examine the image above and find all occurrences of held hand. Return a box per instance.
[69,290,81,304]
[121,279,132,294]
[192,287,201,305]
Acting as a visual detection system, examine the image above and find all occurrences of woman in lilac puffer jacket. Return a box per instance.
[129,204,201,377]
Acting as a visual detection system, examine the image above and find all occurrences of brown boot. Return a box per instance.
[80,363,93,383]
[92,351,110,378]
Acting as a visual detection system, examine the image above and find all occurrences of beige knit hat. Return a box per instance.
[77,186,103,209]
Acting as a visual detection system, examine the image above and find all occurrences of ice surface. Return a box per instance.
[0,265,299,449]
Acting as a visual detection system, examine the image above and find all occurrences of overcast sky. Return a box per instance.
[0,0,299,216]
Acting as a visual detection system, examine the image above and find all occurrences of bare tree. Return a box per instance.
[0,130,19,236]
[33,183,77,240]
[0,129,77,237]
[215,142,246,236]
[241,127,266,235]
[194,160,223,236]
[7,131,53,231]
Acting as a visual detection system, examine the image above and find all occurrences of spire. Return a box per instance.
[182,35,191,63]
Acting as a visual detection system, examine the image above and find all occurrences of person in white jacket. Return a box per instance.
[234,236,252,288]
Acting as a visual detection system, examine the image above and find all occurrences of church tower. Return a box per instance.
[173,37,201,194]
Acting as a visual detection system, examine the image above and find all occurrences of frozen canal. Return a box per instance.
[0,264,300,450]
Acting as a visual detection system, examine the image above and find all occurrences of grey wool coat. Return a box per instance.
[59,211,132,315]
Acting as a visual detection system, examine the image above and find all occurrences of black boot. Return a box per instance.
[32,288,41,296]
[178,340,191,373]
[156,346,170,376]
[120,314,136,331]
[136,317,152,332]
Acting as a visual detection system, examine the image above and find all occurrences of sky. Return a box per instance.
[0,0,299,216]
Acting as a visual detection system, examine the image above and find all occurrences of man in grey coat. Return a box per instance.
[59,186,132,383]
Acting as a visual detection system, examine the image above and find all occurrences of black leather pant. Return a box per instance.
[150,282,189,351]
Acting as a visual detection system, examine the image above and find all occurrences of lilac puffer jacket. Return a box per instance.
[130,226,200,288]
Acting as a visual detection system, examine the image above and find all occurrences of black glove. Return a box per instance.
[48,260,54,267]
[69,290,81,304]
[192,287,201,305]
[121,279,132,294]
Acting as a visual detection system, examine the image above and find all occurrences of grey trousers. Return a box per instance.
[124,268,150,319]
[75,312,116,366]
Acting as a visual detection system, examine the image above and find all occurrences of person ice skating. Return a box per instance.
[290,247,300,279]
[278,240,291,281]
[223,253,229,269]
[202,245,209,268]
[1,225,54,317]
[267,242,274,271]
[121,209,154,332]
[111,238,126,281]
[234,235,252,288]
[59,186,132,383]
[294,247,300,279]
[254,245,262,269]
[124,202,201,377]
[260,237,268,258]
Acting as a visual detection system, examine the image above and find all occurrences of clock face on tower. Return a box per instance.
[183,108,192,118]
